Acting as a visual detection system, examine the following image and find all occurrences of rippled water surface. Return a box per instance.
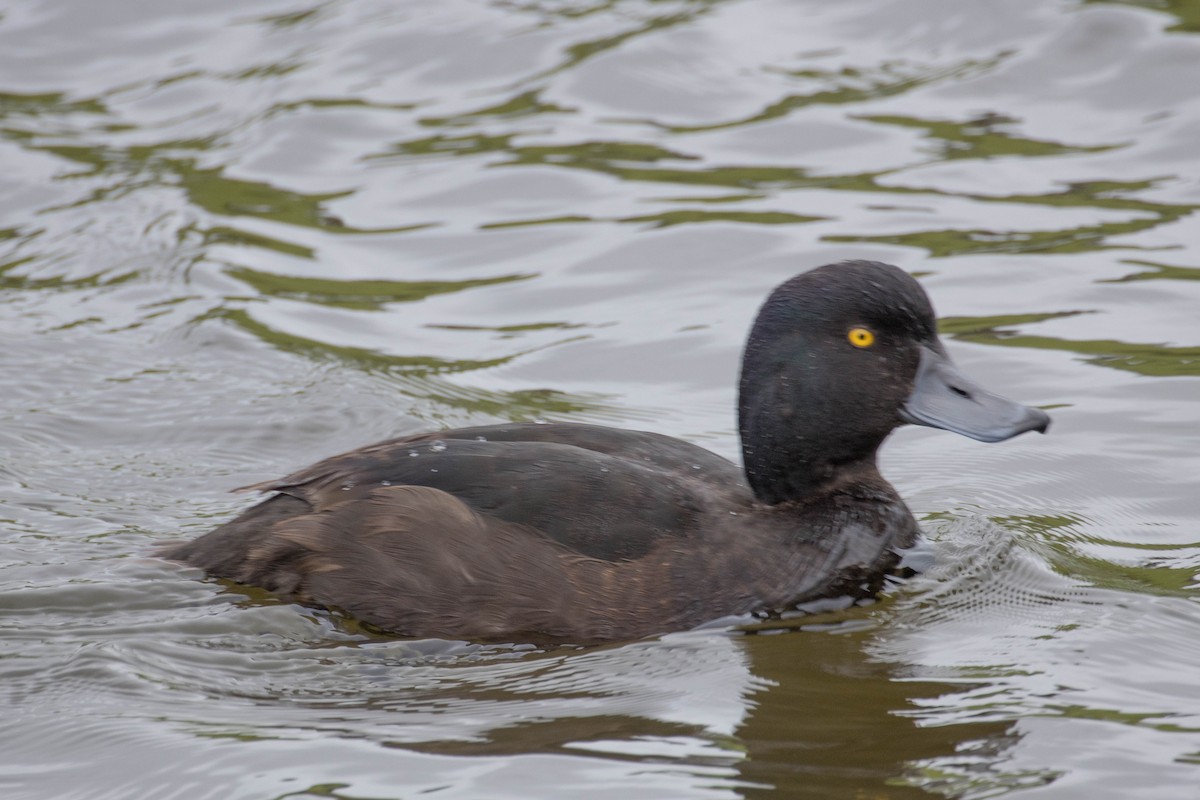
[2,0,1199,797]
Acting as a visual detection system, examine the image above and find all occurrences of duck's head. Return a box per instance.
[738,260,1049,504]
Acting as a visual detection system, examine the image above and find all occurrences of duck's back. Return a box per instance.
[258,422,750,556]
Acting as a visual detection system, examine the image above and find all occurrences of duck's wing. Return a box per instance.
[212,483,685,642]
[256,422,742,491]
[192,479,809,642]
[163,423,751,577]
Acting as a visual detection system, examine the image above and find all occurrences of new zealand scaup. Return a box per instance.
[160,261,1049,642]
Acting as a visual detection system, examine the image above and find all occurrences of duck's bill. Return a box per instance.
[900,345,1050,442]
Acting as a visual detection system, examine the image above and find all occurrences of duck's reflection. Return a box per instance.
[733,625,1015,798]
[326,620,1021,798]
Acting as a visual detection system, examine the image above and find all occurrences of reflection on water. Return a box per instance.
[2,0,1200,797]
[224,268,534,312]
[941,311,1200,378]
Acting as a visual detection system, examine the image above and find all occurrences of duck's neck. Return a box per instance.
[739,424,884,504]
[738,361,890,505]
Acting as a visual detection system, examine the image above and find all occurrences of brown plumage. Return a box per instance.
[160,261,1049,643]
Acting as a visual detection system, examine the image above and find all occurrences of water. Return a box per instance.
[2,0,1198,797]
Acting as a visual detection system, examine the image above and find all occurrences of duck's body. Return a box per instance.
[162,261,1048,642]
[166,422,917,641]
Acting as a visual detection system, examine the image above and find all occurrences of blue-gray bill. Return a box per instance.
[899,345,1051,442]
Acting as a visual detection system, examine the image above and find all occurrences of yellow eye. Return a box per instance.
[848,327,875,348]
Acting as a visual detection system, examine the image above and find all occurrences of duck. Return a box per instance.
[160,260,1049,643]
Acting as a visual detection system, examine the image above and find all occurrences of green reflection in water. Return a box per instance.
[524,1,722,81]
[481,215,593,230]
[0,90,106,118]
[376,131,516,160]
[375,134,698,171]
[37,138,346,226]
[495,136,887,208]
[26,135,425,240]
[427,321,585,336]
[938,311,1092,337]
[1104,258,1200,283]
[2,88,436,267]
[558,11,693,73]
[942,310,1200,377]
[204,307,531,374]
[203,226,315,259]
[227,60,306,81]
[828,226,1123,258]
[864,113,1118,160]
[416,383,633,424]
[182,164,349,228]
[144,70,205,93]
[420,90,573,128]
[0,255,138,292]
[1063,556,1197,597]
[620,209,826,228]
[203,307,620,422]
[994,513,1198,597]
[482,208,824,229]
[370,104,1190,258]
[270,97,418,116]
[512,139,699,168]
[270,783,356,800]
[254,3,327,29]
[1086,0,1200,32]
[1050,704,1198,733]
[652,57,1006,134]
[478,137,1189,258]
[509,0,621,21]
[225,267,534,311]
[651,192,767,204]
[829,179,1195,258]
[349,100,1194,249]
[990,178,1191,215]
[188,729,275,743]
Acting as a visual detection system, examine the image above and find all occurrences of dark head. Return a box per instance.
[738,261,1049,504]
